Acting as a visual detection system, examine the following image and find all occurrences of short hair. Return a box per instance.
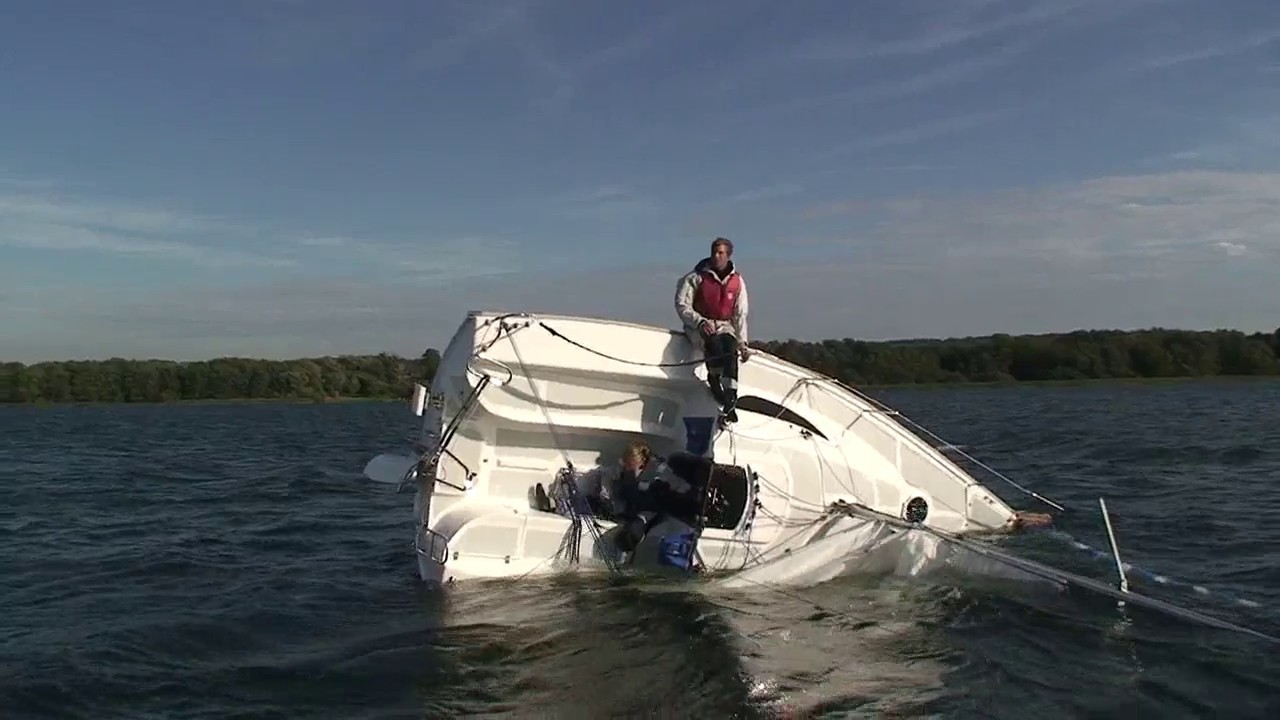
[711,237,734,255]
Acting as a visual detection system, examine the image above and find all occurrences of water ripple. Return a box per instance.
[2,385,1279,718]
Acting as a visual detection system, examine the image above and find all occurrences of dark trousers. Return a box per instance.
[703,332,739,409]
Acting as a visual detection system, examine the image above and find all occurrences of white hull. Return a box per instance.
[370,310,1020,586]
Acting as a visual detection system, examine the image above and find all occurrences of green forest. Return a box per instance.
[3,327,1279,404]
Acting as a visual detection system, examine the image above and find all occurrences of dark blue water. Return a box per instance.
[3,380,1279,718]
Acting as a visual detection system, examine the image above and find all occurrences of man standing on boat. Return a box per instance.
[675,236,751,423]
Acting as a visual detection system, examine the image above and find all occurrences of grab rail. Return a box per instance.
[415,524,450,566]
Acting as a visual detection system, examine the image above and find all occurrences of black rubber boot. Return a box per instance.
[534,483,553,512]
[708,375,727,405]
[722,388,738,423]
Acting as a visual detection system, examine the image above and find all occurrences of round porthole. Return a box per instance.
[904,497,929,524]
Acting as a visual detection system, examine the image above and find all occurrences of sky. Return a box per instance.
[3,0,1280,363]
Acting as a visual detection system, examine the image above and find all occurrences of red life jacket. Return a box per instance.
[693,267,742,320]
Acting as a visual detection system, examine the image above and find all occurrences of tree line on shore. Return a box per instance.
[3,327,1279,404]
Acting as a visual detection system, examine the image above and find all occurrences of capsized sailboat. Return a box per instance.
[363,310,1277,645]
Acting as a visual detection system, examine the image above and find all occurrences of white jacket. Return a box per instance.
[673,257,749,345]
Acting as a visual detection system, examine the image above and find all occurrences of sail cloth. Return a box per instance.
[713,502,1279,646]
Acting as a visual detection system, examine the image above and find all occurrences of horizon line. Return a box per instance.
[5,324,1277,366]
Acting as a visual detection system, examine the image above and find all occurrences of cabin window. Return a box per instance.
[734,395,828,440]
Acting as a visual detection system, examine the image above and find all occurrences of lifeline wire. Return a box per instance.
[1051,529,1266,611]
[831,502,1280,645]
[538,321,739,366]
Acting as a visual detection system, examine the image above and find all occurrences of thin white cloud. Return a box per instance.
[865,38,1032,97]
[1142,27,1280,70]
[0,192,240,236]
[410,1,537,73]
[294,235,351,247]
[12,170,1280,363]
[230,0,402,68]
[726,38,1033,125]
[0,175,62,190]
[404,1,585,114]
[391,236,526,279]
[232,0,575,119]
[822,109,1008,156]
[792,0,1094,64]
[413,1,765,116]
[792,170,1280,271]
[725,182,805,204]
[0,184,291,269]
[515,36,578,114]
[550,184,660,221]
[875,164,959,172]
[2,222,290,268]
[1216,241,1248,257]
[0,178,525,279]
[1157,115,1280,168]
[699,0,1176,129]
[568,3,759,75]
[281,231,530,282]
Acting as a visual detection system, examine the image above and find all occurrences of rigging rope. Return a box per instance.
[803,375,1067,512]
[537,320,737,367]
[500,319,621,575]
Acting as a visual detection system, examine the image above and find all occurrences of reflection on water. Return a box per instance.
[426,572,960,718]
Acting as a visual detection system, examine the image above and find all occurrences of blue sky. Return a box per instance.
[4,0,1280,362]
